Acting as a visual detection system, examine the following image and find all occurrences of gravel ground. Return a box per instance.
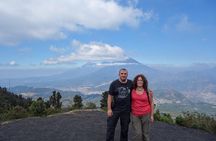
[0,110,215,141]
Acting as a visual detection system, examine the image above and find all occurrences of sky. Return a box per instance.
[0,0,216,69]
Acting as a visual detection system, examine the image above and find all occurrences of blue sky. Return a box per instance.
[0,0,215,69]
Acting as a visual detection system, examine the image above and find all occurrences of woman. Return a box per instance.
[131,74,154,141]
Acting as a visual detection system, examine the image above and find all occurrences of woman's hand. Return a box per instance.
[150,115,154,123]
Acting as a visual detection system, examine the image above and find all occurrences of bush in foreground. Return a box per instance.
[175,111,216,134]
[85,102,97,109]
[0,106,29,121]
[154,109,174,124]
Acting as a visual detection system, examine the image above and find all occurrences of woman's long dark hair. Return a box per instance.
[133,74,150,104]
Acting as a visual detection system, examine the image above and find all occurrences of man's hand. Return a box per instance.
[107,109,113,117]
[107,95,113,117]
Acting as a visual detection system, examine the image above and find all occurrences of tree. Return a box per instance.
[0,87,32,113]
[49,91,62,109]
[100,91,108,110]
[72,95,83,109]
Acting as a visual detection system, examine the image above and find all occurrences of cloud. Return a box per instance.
[127,0,139,7]
[0,60,18,67]
[0,0,153,45]
[142,10,155,22]
[43,40,128,65]
[49,46,66,53]
[176,15,194,32]
[162,15,198,32]
[9,61,17,66]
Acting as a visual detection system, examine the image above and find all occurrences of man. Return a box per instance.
[106,68,133,141]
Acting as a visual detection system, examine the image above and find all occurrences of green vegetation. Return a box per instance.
[0,87,63,122]
[49,91,62,109]
[29,97,46,116]
[175,111,216,134]
[0,106,28,121]
[70,95,83,110]
[154,109,174,124]
[84,102,97,109]
[0,87,32,114]
[100,91,108,111]
[154,109,216,134]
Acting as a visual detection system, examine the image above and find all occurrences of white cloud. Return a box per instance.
[0,0,153,45]
[43,40,128,65]
[176,15,194,32]
[49,46,66,53]
[71,39,82,48]
[9,61,17,66]
[162,15,198,32]
[127,0,139,7]
[0,60,18,66]
[142,10,155,21]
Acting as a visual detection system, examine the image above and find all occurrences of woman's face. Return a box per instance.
[137,76,143,87]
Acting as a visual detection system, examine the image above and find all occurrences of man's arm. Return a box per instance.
[107,94,113,117]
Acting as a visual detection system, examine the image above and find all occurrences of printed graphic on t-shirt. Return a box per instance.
[117,87,130,99]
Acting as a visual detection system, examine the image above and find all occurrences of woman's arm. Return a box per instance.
[149,90,154,123]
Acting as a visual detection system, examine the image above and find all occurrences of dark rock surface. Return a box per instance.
[0,110,215,141]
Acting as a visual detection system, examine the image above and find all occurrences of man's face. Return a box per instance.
[119,70,128,82]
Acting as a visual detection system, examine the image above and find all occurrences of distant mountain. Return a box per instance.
[154,89,191,104]
[152,66,216,105]
[4,58,160,92]
[1,58,216,114]
[10,86,101,107]
[152,88,216,115]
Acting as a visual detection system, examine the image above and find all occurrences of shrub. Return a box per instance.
[175,115,184,126]
[160,113,174,124]
[175,111,216,134]
[85,102,97,109]
[29,100,46,116]
[0,106,28,121]
[45,108,61,115]
[154,109,161,121]
[153,109,174,124]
